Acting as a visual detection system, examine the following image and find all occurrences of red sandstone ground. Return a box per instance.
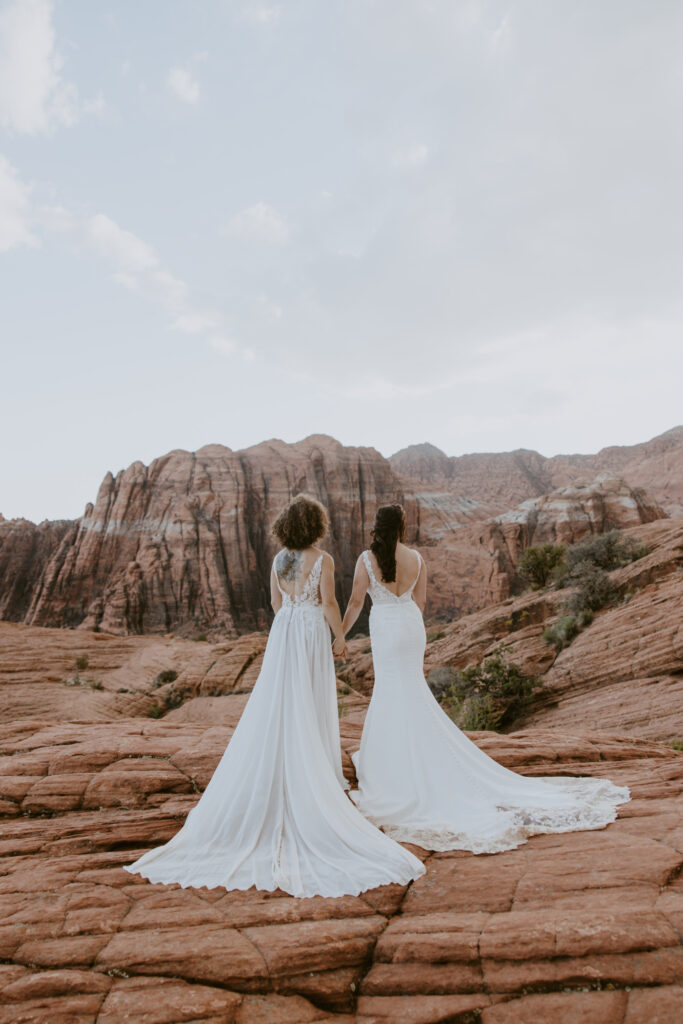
[1,711,682,1023]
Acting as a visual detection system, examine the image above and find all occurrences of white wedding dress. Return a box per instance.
[350,549,630,853]
[125,551,425,897]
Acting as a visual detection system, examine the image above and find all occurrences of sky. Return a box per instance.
[1,0,682,522]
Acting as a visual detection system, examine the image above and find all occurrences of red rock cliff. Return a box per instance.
[23,436,416,636]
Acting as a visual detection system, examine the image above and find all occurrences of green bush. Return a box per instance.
[560,530,649,580]
[75,655,89,672]
[153,669,178,687]
[432,651,540,732]
[564,562,616,615]
[147,704,164,719]
[86,679,103,690]
[427,666,459,701]
[518,544,567,589]
[542,615,580,651]
[671,740,683,752]
[195,633,208,643]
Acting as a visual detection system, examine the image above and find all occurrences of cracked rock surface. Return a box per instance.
[1,713,682,1023]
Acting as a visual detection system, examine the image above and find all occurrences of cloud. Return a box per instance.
[391,143,430,168]
[242,5,280,25]
[86,213,158,273]
[0,154,38,251]
[167,66,200,104]
[0,0,98,134]
[222,201,292,246]
[81,214,240,351]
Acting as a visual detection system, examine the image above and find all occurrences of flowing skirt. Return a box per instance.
[350,601,630,853]
[124,603,425,896]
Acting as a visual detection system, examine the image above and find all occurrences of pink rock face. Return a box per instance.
[21,435,417,636]
[344,518,683,742]
[393,423,683,516]
[417,476,667,621]
[0,427,677,636]
[0,714,681,1022]
[0,516,74,621]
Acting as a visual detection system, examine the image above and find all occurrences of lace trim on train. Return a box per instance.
[350,776,630,854]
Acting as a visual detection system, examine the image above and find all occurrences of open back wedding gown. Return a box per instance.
[125,551,425,897]
[350,549,630,853]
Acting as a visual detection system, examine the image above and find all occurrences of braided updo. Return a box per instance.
[370,503,406,583]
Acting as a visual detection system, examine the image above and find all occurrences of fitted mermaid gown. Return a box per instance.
[125,552,425,896]
[350,549,630,853]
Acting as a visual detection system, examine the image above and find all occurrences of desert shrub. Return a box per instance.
[147,703,164,719]
[504,608,531,633]
[564,562,616,615]
[560,530,649,581]
[542,615,580,651]
[153,669,178,688]
[427,666,459,701]
[672,740,683,752]
[86,679,103,690]
[427,629,447,643]
[75,655,89,672]
[195,633,208,642]
[518,544,567,589]
[432,651,540,732]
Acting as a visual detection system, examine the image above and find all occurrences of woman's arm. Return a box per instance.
[270,564,283,614]
[320,553,347,656]
[341,555,370,635]
[412,553,427,614]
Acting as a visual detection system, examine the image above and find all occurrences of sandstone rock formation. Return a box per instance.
[0,515,73,621]
[416,476,667,621]
[0,426,678,637]
[343,518,683,743]
[0,712,681,1022]
[393,423,683,515]
[13,436,415,637]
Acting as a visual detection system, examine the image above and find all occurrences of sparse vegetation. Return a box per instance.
[428,650,540,732]
[86,679,103,690]
[534,530,650,653]
[518,544,567,589]
[671,741,683,752]
[504,608,531,633]
[560,530,650,578]
[541,611,592,651]
[147,704,164,719]
[75,655,89,672]
[152,669,178,688]
[195,633,208,642]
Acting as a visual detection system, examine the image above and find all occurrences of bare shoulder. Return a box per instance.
[320,550,334,568]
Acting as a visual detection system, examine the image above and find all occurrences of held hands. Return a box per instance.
[332,635,348,660]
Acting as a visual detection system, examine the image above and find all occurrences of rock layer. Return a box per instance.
[0,515,74,622]
[393,423,683,515]
[20,436,416,636]
[0,427,677,636]
[0,715,681,1022]
[343,518,683,742]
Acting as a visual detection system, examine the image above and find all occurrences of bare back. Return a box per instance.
[366,543,422,597]
[273,546,323,600]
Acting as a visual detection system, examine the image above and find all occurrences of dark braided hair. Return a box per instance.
[370,503,406,583]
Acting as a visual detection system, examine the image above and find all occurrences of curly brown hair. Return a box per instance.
[271,494,329,550]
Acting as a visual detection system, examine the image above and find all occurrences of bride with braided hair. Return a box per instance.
[341,503,630,853]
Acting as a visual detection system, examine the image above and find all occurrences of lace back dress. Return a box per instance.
[349,548,630,853]
[125,548,425,896]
